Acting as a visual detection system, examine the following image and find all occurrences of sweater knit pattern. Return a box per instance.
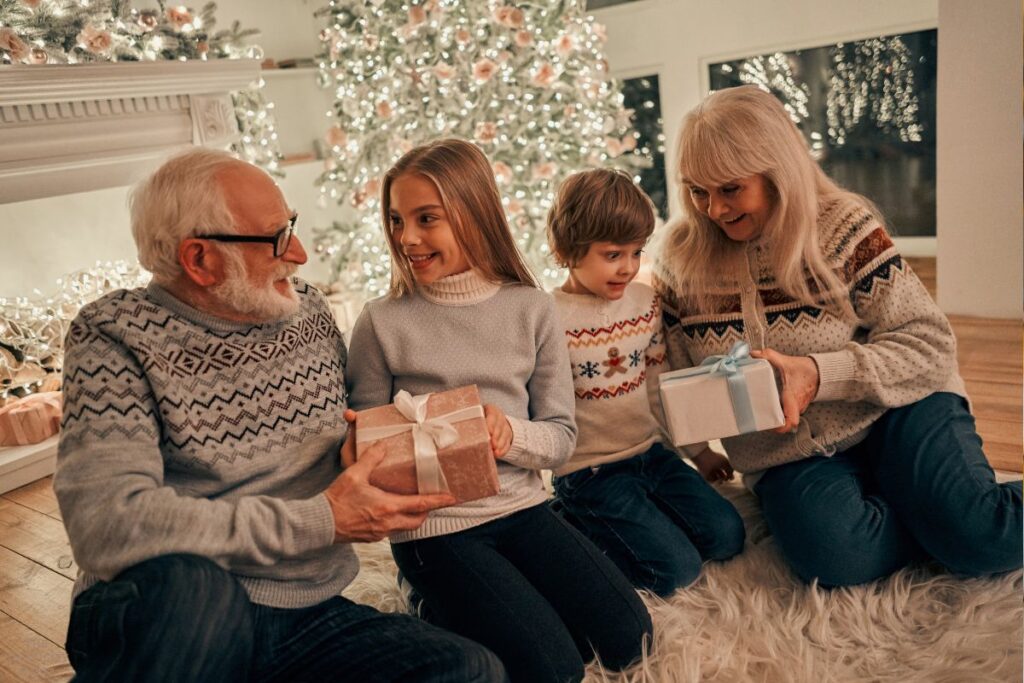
[55,280,356,608]
[654,197,966,474]
[346,271,577,542]
[553,283,674,475]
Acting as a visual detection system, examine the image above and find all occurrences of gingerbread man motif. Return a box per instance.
[602,347,628,377]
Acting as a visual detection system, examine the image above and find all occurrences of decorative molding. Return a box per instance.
[0,60,259,204]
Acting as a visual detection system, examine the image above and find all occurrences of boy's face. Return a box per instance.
[562,240,646,300]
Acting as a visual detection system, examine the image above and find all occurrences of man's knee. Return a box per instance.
[117,554,248,613]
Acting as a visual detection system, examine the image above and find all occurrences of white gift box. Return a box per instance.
[658,350,784,446]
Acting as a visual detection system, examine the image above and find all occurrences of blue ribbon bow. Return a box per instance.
[699,341,758,434]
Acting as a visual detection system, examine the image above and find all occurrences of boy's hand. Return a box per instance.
[692,447,734,483]
[483,404,513,459]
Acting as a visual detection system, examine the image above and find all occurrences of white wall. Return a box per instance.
[935,0,1022,317]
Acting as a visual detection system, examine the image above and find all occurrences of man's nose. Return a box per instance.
[284,235,308,265]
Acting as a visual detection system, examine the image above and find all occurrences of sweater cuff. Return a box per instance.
[809,350,858,402]
[680,441,710,459]
[290,494,337,552]
[504,414,530,463]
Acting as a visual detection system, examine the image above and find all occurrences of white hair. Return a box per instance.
[129,147,242,284]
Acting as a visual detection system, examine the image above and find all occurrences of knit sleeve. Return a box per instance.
[810,227,957,406]
[649,277,709,459]
[53,315,335,582]
[503,295,578,470]
[345,303,395,410]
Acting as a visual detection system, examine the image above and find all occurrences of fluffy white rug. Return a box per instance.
[342,480,1023,682]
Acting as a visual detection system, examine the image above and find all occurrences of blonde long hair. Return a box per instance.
[661,86,870,319]
[380,138,538,297]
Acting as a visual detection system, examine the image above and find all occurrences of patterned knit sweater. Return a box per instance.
[346,269,577,542]
[552,283,699,475]
[653,196,966,474]
[54,280,356,609]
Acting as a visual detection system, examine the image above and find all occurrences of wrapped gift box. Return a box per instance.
[0,391,62,447]
[355,385,499,504]
[659,347,784,446]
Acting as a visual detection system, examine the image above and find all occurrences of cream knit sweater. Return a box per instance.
[654,196,966,474]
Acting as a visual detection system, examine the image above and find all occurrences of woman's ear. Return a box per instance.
[177,238,221,287]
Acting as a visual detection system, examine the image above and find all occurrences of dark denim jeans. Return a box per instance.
[391,503,652,683]
[755,392,1024,587]
[552,442,746,596]
[65,554,507,683]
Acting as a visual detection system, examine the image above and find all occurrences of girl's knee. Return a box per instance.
[703,510,746,562]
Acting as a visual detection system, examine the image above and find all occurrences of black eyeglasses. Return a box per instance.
[201,213,298,258]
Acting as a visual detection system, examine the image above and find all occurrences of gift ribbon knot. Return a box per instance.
[355,390,484,495]
[699,341,758,434]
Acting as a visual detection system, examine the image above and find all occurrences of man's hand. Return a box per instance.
[749,348,819,434]
[325,440,456,543]
[340,408,358,468]
[691,447,734,483]
[483,404,513,460]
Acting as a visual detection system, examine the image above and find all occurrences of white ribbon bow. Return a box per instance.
[355,390,484,495]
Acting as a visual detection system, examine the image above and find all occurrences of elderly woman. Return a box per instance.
[653,85,1021,587]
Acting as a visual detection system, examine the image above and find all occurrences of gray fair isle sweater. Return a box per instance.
[346,269,577,543]
[654,196,967,475]
[54,280,356,609]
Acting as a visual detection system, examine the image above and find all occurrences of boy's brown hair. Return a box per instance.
[546,168,657,267]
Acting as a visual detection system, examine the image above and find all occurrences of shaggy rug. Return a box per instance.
[342,479,1023,682]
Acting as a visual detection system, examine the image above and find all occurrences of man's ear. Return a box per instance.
[178,238,221,287]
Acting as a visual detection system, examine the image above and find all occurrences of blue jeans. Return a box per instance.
[65,554,507,682]
[552,442,746,596]
[755,392,1024,587]
[392,503,652,683]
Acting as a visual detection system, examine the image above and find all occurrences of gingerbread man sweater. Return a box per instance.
[552,282,698,476]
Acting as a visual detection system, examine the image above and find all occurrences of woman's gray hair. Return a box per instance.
[129,147,240,284]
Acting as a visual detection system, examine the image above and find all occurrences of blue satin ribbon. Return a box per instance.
[698,341,758,434]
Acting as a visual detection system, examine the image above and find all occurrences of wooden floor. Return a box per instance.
[0,264,1020,681]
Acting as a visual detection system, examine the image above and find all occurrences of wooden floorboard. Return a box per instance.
[0,612,72,683]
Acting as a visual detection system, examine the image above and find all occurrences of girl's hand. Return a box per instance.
[749,348,819,434]
[691,447,734,483]
[483,404,513,459]
[341,408,359,468]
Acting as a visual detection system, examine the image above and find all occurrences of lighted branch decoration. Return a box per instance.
[312,0,648,296]
[827,35,923,147]
[0,0,283,175]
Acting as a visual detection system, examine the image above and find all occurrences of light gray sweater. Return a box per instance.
[54,280,356,608]
[346,270,577,542]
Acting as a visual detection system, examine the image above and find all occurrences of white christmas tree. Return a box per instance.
[312,0,646,297]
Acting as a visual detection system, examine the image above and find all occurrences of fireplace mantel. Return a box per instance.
[0,59,260,204]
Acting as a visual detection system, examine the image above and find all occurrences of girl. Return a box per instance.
[345,138,652,683]
[654,85,1022,587]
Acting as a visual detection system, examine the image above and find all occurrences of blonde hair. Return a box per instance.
[547,168,656,267]
[129,148,240,285]
[380,138,538,297]
[662,85,870,319]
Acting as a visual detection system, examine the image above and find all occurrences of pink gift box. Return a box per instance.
[354,385,500,504]
[0,392,62,447]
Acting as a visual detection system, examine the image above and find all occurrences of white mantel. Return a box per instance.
[0,59,260,204]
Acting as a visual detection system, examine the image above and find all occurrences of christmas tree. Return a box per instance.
[312,0,646,297]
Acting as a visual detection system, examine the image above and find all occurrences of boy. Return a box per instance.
[547,169,745,596]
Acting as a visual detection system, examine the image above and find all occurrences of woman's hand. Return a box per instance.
[483,404,513,459]
[691,447,734,483]
[750,348,819,434]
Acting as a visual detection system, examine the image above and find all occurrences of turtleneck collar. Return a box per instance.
[419,269,502,306]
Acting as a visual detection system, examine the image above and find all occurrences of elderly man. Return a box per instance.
[54,149,506,682]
